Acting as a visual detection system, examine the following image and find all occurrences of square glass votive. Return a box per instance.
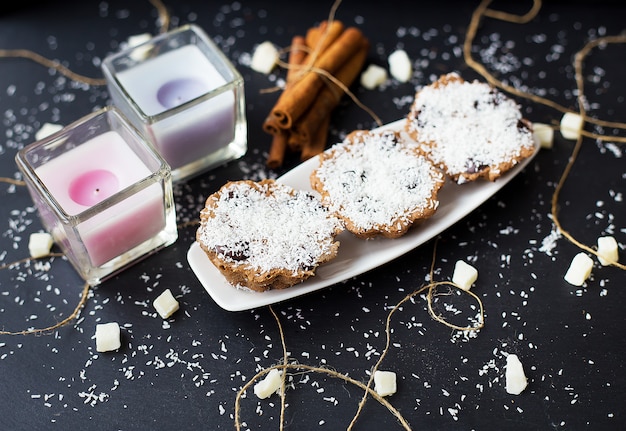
[101,24,247,183]
[16,106,178,285]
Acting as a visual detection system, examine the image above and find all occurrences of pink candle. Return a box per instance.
[68,169,120,206]
[35,131,166,266]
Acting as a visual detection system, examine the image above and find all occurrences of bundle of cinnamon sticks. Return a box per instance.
[264,21,369,168]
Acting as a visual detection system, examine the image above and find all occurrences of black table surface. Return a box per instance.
[1,1,624,429]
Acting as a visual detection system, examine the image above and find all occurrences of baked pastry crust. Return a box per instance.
[310,129,445,239]
[196,179,343,292]
[405,73,536,184]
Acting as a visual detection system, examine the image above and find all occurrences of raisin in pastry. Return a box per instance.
[196,179,343,292]
[310,129,445,239]
[405,72,536,184]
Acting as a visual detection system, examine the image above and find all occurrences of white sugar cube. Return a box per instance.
[126,33,152,48]
[597,236,619,266]
[35,123,63,141]
[360,64,387,89]
[28,232,54,258]
[250,41,279,74]
[254,368,282,399]
[388,49,412,83]
[126,33,154,61]
[563,252,594,286]
[153,288,180,319]
[452,260,478,291]
[559,112,584,140]
[532,123,554,149]
[505,354,528,395]
[373,370,397,397]
[95,322,121,353]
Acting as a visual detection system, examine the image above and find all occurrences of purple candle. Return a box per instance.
[109,40,242,176]
[156,77,211,110]
[102,25,247,182]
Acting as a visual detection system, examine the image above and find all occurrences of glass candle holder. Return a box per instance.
[101,24,247,183]
[16,106,178,285]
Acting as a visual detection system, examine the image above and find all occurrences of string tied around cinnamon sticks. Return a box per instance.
[264,9,382,168]
[269,26,369,131]
[234,238,484,430]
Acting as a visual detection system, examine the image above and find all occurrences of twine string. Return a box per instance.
[0,48,107,86]
[0,0,170,87]
[347,239,484,429]
[464,0,626,140]
[0,177,26,186]
[269,305,289,431]
[551,33,626,269]
[234,362,411,430]
[0,1,174,337]
[234,238,484,430]
[296,0,343,79]
[149,0,171,34]
[0,3,623,430]
[465,0,625,269]
[0,275,90,336]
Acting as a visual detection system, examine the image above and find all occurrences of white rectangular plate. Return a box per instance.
[187,120,540,311]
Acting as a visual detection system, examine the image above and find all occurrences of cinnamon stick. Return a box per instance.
[266,130,289,169]
[263,114,281,136]
[294,38,369,151]
[282,22,344,151]
[262,35,308,136]
[300,114,330,162]
[288,132,305,151]
[270,27,367,130]
[265,35,308,166]
[285,35,308,85]
[304,20,345,67]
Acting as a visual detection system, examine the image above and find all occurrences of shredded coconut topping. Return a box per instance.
[408,73,534,177]
[312,131,444,232]
[197,181,341,274]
